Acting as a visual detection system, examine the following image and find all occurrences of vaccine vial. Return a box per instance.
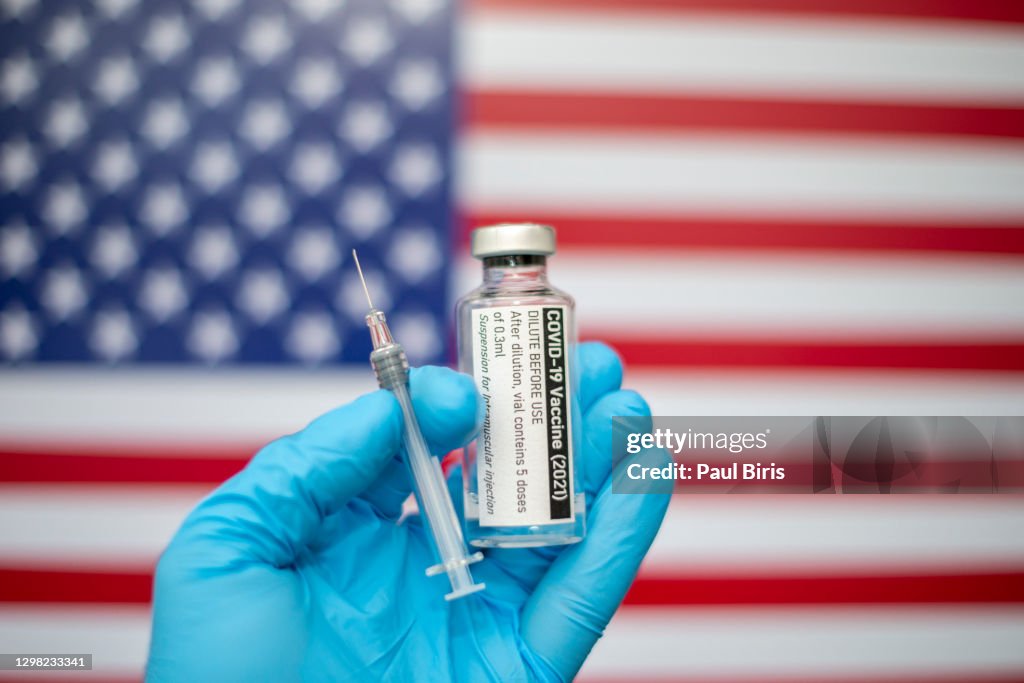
[458,223,586,548]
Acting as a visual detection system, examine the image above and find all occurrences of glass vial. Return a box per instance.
[457,223,586,548]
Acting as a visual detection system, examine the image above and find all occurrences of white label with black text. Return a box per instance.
[472,305,575,527]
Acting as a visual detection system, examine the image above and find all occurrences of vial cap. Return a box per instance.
[470,223,556,259]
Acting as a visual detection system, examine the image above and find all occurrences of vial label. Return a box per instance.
[471,305,575,527]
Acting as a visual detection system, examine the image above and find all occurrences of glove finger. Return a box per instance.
[577,341,623,413]
[466,389,651,597]
[166,390,402,569]
[362,366,481,519]
[519,447,672,680]
[581,390,652,508]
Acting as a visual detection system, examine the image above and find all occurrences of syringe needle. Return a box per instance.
[352,249,374,310]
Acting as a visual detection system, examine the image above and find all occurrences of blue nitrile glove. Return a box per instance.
[147,341,670,682]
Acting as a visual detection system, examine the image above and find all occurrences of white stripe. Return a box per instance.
[455,254,1024,339]
[630,369,1024,415]
[3,486,1022,574]
[463,12,1024,103]
[3,606,1024,680]
[0,368,375,443]
[644,497,1024,574]
[582,606,1024,678]
[2,368,1023,440]
[461,132,1024,219]
[0,486,207,566]
[0,606,149,676]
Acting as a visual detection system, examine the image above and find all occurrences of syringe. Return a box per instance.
[352,250,486,601]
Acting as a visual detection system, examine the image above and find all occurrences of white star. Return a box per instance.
[293,0,341,21]
[90,223,138,279]
[0,222,38,278]
[340,100,392,153]
[389,143,441,196]
[45,98,88,148]
[287,227,339,281]
[189,225,239,279]
[192,56,240,106]
[43,181,88,235]
[392,312,440,363]
[289,143,340,194]
[0,306,38,361]
[387,226,441,283]
[338,270,391,322]
[0,138,37,191]
[290,58,341,108]
[190,141,238,193]
[46,12,89,61]
[40,264,89,320]
[145,15,190,63]
[343,17,392,66]
[193,0,240,21]
[285,311,340,364]
[337,185,391,238]
[92,139,138,192]
[140,183,188,236]
[390,59,443,110]
[242,14,292,65]
[240,99,291,151]
[96,0,137,19]
[1,0,37,20]
[90,309,137,361]
[94,56,139,105]
[237,268,289,324]
[392,0,443,23]
[187,309,238,362]
[138,267,189,322]
[238,184,289,237]
[142,98,189,149]
[1,55,38,105]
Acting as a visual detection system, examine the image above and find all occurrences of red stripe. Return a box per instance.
[0,568,154,604]
[468,0,1024,24]
[3,450,1020,486]
[467,91,1024,140]
[3,568,1021,605]
[464,212,1024,255]
[625,572,1024,605]
[600,337,1024,371]
[661,462,1024,493]
[2,452,1019,490]
[0,448,250,484]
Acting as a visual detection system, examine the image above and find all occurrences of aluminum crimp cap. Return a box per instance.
[470,223,556,259]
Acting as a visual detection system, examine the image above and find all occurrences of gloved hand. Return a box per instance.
[147,341,670,682]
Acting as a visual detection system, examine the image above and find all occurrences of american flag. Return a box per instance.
[2,0,1024,681]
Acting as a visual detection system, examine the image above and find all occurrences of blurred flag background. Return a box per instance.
[2,0,1024,680]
